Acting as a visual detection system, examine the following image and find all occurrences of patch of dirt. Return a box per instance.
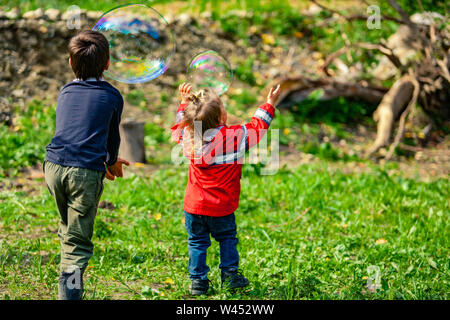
[99,200,116,210]
[277,137,450,181]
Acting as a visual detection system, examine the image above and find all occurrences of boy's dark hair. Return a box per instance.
[68,30,109,80]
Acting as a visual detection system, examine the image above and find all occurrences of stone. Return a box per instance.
[23,8,45,20]
[5,8,20,20]
[177,13,193,26]
[12,89,24,98]
[164,13,175,24]
[200,11,212,20]
[86,11,102,21]
[304,4,322,15]
[45,8,61,21]
[411,12,444,25]
[61,8,87,21]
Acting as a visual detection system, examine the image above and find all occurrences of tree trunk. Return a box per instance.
[119,119,146,164]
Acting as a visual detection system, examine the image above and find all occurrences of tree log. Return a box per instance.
[119,119,146,164]
[267,76,387,107]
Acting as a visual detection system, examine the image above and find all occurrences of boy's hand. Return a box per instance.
[106,168,116,181]
[106,157,130,180]
[266,84,281,106]
[179,82,192,104]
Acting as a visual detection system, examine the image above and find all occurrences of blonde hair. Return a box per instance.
[181,88,223,145]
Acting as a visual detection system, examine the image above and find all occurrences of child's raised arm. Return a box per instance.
[242,84,280,149]
[206,85,280,165]
[171,83,192,144]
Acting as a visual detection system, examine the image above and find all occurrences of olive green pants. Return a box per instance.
[44,161,105,273]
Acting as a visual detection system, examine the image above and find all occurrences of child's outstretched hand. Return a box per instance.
[179,82,192,104]
[266,84,281,106]
[106,157,130,181]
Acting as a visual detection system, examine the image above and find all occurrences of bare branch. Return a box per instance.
[416,0,425,13]
[436,57,450,84]
[310,0,405,24]
[387,0,415,25]
[320,42,403,76]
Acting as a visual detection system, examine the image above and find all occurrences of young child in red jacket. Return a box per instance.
[172,83,280,295]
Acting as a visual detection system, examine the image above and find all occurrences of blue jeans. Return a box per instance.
[184,212,239,280]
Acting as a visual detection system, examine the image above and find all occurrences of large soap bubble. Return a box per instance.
[187,50,232,96]
[93,4,175,84]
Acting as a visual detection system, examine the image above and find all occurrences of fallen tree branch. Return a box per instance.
[436,56,450,84]
[398,142,450,154]
[266,76,388,107]
[386,75,420,159]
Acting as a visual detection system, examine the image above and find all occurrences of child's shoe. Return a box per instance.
[221,269,249,289]
[191,279,210,295]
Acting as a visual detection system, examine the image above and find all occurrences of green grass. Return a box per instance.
[0,164,448,299]
[0,0,175,12]
[0,1,448,299]
[0,96,448,300]
[1,99,448,300]
[0,100,56,177]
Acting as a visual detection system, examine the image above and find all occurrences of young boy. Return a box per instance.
[172,83,280,295]
[44,30,129,300]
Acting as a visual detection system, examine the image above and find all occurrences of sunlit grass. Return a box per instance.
[0,164,448,299]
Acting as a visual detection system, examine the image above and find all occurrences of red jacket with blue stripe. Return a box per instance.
[171,102,275,217]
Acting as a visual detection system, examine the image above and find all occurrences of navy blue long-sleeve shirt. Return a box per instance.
[46,79,123,172]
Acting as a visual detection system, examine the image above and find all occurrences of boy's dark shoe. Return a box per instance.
[58,271,83,300]
[221,269,249,289]
[191,279,210,296]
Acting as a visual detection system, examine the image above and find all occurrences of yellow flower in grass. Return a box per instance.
[261,33,275,45]
[164,278,174,285]
[375,238,388,245]
[154,213,162,221]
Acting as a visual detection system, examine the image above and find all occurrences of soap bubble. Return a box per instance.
[93,4,175,84]
[187,50,232,96]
